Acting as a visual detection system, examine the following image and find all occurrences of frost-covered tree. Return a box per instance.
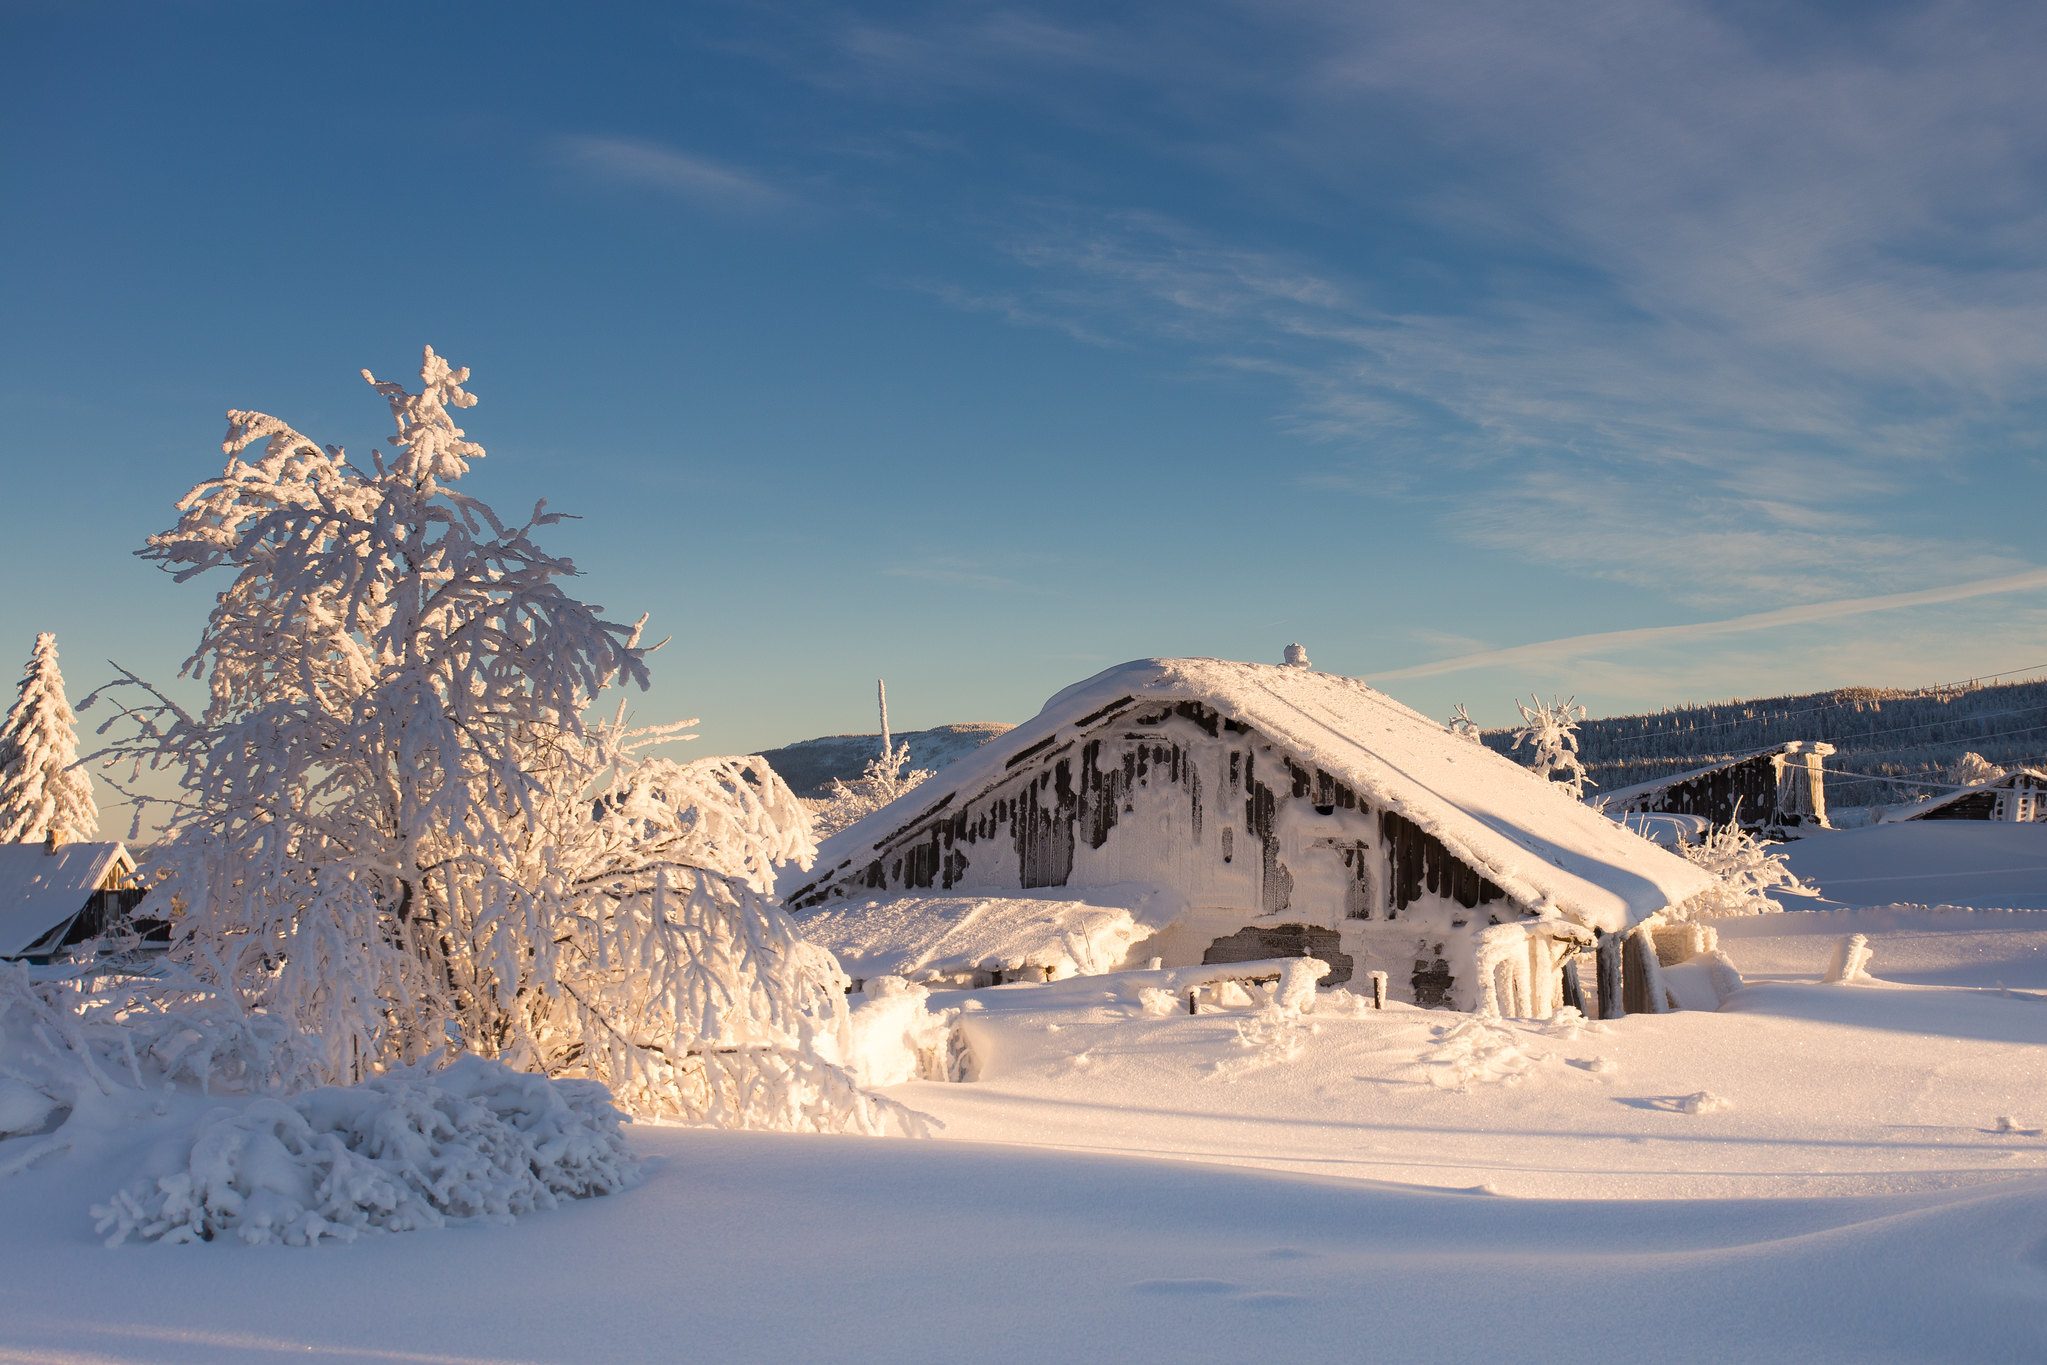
[812,742,934,840]
[86,348,907,1132]
[1446,703,1482,743]
[1669,814,1817,920]
[0,633,98,844]
[1510,693,1593,797]
[1947,752,2006,788]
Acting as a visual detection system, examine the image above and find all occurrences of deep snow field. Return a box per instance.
[4,823,2047,1363]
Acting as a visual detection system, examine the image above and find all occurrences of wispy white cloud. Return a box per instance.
[550,135,789,211]
[845,2,2047,605]
[1369,566,2047,682]
[882,558,1024,590]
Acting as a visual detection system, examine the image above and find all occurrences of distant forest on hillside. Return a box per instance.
[1481,673,2047,809]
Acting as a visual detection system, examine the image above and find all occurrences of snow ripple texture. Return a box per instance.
[91,1055,639,1247]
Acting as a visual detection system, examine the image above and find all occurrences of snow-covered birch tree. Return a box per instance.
[1510,693,1593,797]
[85,348,908,1132]
[0,633,99,844]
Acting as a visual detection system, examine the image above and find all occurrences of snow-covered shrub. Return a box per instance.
[812,743,934,839]
[844,977,961,1088]
[80,347,899,1136]
[1510,694,1592,797]
[1668,820,1817,920]
[0,632,97,843]
[91,1055,638,1246]
[1446,703,1483,743]
[1947,752,2006,787]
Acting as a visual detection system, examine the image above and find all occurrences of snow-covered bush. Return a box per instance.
[0,632,98,843]
[1446,703,1483,743]
[1947,752,2006,788]
[80,347,903,1136]
[1668,820,1817,920]
[91,1055,638,1246]
[812,742,934,839]
[844,976,961,1087]
[1510,694,1592,797]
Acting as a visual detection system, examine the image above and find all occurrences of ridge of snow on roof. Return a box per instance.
[807,659,1713,932]
[0,840,129,958]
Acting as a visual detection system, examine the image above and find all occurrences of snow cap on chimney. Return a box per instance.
[1282,643,1312,669]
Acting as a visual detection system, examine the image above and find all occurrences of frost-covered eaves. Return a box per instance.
[0,841,131,959]
[805,659,1714,933]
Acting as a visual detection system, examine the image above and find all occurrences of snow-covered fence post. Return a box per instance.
[1595,931,1625,1019]
[1369,970,1388,1010]
[1622,926,1670,1014]
[1560,955,1586,1014]
[1823,933,1873,984]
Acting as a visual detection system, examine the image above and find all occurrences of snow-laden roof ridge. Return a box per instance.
[802,659,1712,931]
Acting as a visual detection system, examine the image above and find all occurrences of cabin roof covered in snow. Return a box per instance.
[805,659,1714,933]
[0,841,132,959]
[1880,766,2047,823]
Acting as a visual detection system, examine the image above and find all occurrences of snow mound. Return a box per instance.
[845,977,963,1086]
[91,1055,638,1247]
[795,886,1182,984]
[1679,1090,1731,1115]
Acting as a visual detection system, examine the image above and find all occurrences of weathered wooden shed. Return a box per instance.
[1598,741,1834,835]
[1881,767,2047,824]
[787,659,1715,1011]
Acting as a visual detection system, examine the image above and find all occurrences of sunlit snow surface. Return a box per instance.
[5,825,2047,1361]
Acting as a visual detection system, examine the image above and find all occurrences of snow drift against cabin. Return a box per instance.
[79,346,910,1138]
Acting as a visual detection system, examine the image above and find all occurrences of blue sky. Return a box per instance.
[6,0,2047,783]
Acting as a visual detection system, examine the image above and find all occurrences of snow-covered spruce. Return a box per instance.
[91,1056,638,1247]
[0,632,98,844]
[812,742,934,839]
[81,348,912,1135]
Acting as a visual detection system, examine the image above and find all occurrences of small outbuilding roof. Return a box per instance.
[0,841,132,960]
[1880,766,2047,823]
[804,659,1714,933]
[1596,741,1830,810]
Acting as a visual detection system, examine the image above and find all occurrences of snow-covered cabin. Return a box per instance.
[1598,741,1834,835]
[786,659,1716,1011]
[0,839,138,964]
[1881,767,2047,824]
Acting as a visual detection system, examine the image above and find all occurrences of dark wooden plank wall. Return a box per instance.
[1614,752,1781,828]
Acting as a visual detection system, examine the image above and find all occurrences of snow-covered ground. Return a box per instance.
[5,823,2047,1362]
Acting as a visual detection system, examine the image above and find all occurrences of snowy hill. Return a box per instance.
[755,723,1013,798]
[1484,675,2047,806]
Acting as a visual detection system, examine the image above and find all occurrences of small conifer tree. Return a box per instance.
[0,633,98,844]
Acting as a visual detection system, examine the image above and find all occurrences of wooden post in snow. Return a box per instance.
[1369,970,1388,1010]
[1596,931,1625,1019]
[1560,956,1586,1015]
